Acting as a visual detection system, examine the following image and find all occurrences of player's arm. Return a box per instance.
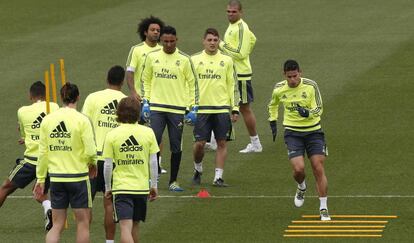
[102,133,114,197]
[81,95,93,118]
[81,119,97,166]
[17,109,25,144]
[126,46,141,100]
[141,54,153,101]
[185,58,199,107]
[149,131,160,201]
[267,87,280,122]
[309,83,323,117]
[219,25,256,60]
[36,124,49,184]
[227,62,240,113]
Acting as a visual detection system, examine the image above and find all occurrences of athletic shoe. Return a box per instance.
[320,209,331,221]
[192,170,202,185]
[161,168,167,174]
[45,209,53,231]
[169,181,184,192]
[239,143,263,153]
[212,178,228,187]
[204,142,217,151]
[294,188,306,207]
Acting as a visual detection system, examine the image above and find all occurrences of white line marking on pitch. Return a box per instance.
[8,195,414,199]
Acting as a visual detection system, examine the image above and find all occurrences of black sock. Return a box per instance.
[169,151,182,184]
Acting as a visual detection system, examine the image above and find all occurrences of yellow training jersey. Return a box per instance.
[37,107,97,183]
[268,78,323,132]
[126,42,162,96]
[17,101,59,165]
[191,50,239,113]
[82,89,126,160]
[219,19,256,81]
[141,48,199,114]
[103,123,159,195]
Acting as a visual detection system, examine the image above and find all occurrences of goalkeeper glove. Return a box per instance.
[269,121,277,142]
[141,99,151,122]
[297,105,309,118]
[184,105,198,126]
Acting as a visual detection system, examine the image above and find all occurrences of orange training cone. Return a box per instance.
[197,188,211,198]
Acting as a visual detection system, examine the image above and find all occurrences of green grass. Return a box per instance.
[0,0,413,242]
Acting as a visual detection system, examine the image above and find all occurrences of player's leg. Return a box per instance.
[166,113,184,191]
[212,113,231,187]
[47,181,69,243]
[132,222,139,243]
[192,114,212,185]
[119,219,134,243]
[73,208,90,243]
[238,80,262,153]
[0,159,26,207]
[131,195,147,243]
[103,195,116,241]
[0,179,18,207]
[46,209,66,243]
[69,180,92,243]
[305,130,330,220]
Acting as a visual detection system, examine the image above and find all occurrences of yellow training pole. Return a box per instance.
[292,220,388,224]
[50,63,57,103]
[283,234,382,238]
[285,229,383,233]
[44,71,50,114]
[302,215,398,219]
[59,58,66,85]
[288,225,385,229]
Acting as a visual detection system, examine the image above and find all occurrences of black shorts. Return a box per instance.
[284,129,327,159]
[8,159,50,192]
[238,80,254,104]
[150,111,184,153]
[194,113,231,141]
[113,194,147,223]
[50,180,92,209]
[90,160,105,200]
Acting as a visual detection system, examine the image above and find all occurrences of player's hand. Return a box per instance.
[269,120,277,142]
[131,91,142,102]
[184,105,198,126]
[297,105,309,118]
[231,110,239,122]
[141,99,151,123]
[104,190,112,199]
[149,188,158,202]
[33,182,45,199]
[89,164,97,178]
[18,138,25,145]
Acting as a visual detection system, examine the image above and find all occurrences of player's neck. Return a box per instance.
[108,84,122,91]
[145,40,157,47]
[64,103,77,109]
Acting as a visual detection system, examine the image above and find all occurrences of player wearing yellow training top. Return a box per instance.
[103,96,159,243]
[141,25,199,192]
[126,16,165,102]
[34,83,97,242]
[81,65,126,243]
[219,0,263,153]
[191,28,239,187]
[0,81,58,231]
[267,60,330,221]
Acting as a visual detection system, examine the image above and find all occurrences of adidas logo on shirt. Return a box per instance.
[31,112,46,129]
[119,135,143,152]
[100,100,118,115]
[50,121,71,138]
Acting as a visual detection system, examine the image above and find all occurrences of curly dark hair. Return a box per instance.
[137,16,165,41]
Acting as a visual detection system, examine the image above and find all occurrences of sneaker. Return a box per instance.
[239,143,262,153]
[320,209,331,221]
[192,170,202,185]
[161,168,167,174]
[45,209,53,231]
[294,188,306,207]
[204,142,217,151]
[212,178,228,187]
[169,181,184,192]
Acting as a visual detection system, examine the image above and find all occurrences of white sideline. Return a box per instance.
[8,195,414,199]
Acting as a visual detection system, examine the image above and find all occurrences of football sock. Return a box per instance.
[298,180,306,190]
[210,132,217,146]
[106,240,114,243]
[169,152,182,184]
[42,200,51,214]
[250,135,261,146]
[214,168,223,181]
[194,161,203,173]
[319,197,328,210]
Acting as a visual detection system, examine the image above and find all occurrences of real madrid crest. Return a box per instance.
[176,60,180,66]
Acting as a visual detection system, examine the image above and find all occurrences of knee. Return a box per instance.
[292,164,305,174]
[194,142,205,151]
